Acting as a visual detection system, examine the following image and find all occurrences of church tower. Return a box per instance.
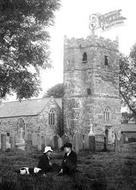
[63,35,121,138]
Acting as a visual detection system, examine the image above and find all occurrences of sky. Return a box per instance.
[39,0,136,97]
[6,0,136,101]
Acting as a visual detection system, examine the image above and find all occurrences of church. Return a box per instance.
[0,35,121,150]
[0,97,63,150]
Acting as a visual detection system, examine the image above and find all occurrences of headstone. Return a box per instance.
[16,128,25,150]
[6,136,11,149]
[27,133,32,149]
[25,133,32,152]
[41,136,45,151]
[0,134,1,149]
[27,133,32,144]
[10,136,15,149]
[37,134,41,150]
[108,128,115,144]
[103,136,107,151]
[89,135,95,152]
[88,125,95,152]
[53,135,59,149]
[32,132,37,146]
[73,133,80,153]
[58,136,63,149]
[84,135,89,149]
[1,134,6,151]
[114,132,121,152]
[81,134,85,150]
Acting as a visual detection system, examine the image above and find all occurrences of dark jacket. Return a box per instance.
[37,154,52,173]
[61,150,77,174]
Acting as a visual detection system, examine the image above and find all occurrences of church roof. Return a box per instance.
[121,124,136,132]
[0,98,62,118]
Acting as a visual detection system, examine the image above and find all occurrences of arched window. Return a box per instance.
[49,109,56,126]
[82,52,87,63]
[104,107,111,122]
[104,55,109,66]
[87,88,91,95]
[7,132,10,137]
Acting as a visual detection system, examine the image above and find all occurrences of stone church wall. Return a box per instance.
[0,98,62,150]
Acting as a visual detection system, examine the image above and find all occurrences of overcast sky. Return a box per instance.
[39,0,136,97]
[5,0,136,101]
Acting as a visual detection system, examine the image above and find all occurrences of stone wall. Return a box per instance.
[63,35,121,139]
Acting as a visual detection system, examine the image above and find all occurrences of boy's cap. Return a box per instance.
[63,142,72,148]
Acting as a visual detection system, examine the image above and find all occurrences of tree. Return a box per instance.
[120,45,136,116]
[121,112,135,124]
[44,83,64,98]
[0,0,60,100]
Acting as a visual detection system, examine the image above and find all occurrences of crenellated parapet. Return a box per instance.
[64,35,118,51]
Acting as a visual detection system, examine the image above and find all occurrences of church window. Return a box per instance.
[104,55,109,66]
[104,107,111,121]
[7,132,10,136]
[49,109,56,126]
[87,88,91,95]
[66,59,70,65]
[82,52,87,63]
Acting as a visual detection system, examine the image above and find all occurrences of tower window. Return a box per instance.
[87,88,91,95]
[104,107,111,121]
[7,132,10,137]
[82,52,87,63]
[104,55,109,66]
[49,109,56,126]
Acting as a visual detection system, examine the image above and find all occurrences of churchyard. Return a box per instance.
[0,145,136,190]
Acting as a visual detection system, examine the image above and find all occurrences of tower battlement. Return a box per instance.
[63,35,121,138]
[64,35,118,51]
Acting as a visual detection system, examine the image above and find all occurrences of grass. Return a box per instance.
[0,148,136,190]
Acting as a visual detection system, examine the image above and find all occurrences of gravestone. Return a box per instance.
[73,133,81,153]
[1,134,6,151]
[6,135,11,149]
[84,134,89,149]
[103,136,107,151]
[58,136,63,149]
[37,134,42,150]
[89,135,95,152]
[0,134,1,149]
[32,132,37,146]
[10,136,16,149]
[16,127,25,150]
[26,133,32,151]
[81,134,85,150]
[41,136,45,151]
[27,133,32,145]
[88,126,95,152]
[61,134,69,145]
[53,135,59,149]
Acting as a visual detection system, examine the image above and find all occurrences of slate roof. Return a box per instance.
[121,124,136,132]
[0,98,62,118]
